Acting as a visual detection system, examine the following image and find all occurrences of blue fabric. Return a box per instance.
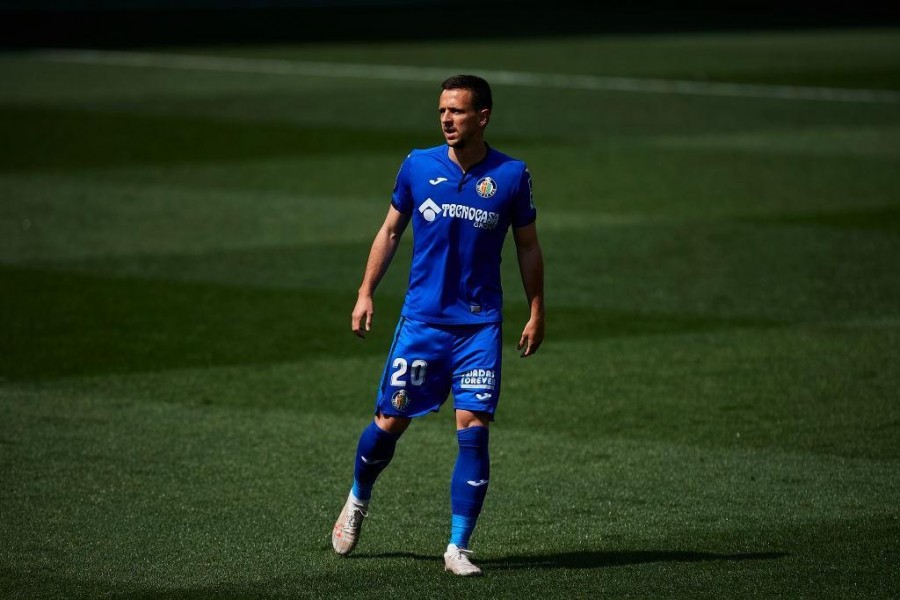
[351,421,400,501]
[391,144,536,325]
[450,426,491,530]
[450,514,477,549]
[374,318,501,419]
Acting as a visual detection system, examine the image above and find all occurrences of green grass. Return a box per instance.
[2,28,899,598]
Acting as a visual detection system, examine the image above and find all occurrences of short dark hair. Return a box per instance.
[441,74,493,111]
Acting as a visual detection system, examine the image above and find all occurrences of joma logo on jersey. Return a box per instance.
[418,200,500,230]
[460,369,496,390]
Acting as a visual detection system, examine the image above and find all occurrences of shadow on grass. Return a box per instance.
[1,262,781,381]
[743,205,900,234]
[484,549,788,570]
[359,549,788,569]
[0,105,416,172]
[0,263,391,381]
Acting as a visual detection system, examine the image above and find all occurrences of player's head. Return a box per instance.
[439,75,492,148]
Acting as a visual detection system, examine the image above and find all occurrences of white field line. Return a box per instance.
[34,48,900,104]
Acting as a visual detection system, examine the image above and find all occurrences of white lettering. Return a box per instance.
[438,203,500,230]
[459,368,496,390]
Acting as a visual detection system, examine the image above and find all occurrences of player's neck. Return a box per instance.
[448,141,488,173]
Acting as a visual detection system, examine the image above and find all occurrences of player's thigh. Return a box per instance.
[451,322,502,418]
[376,318,452,418]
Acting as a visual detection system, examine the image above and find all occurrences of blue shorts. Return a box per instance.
[375,317,502,419]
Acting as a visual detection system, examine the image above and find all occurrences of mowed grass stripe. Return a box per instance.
[3,388,893,532]
[3,320,896,461]
[33,49,900,104]
[1,385,895,597]
[0,174,391,263]
[0,261,782,382]
[0,104,425,173]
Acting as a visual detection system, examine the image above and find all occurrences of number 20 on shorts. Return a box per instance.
[390,358,428,387]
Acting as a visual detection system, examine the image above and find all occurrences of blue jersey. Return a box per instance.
[391,144,536,325]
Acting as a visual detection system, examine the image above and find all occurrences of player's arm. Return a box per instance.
[352,206,411,338]
[513,222,545,357]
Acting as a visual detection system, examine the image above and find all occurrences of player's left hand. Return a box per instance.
[517,316,544,358]
[351,295,374,338]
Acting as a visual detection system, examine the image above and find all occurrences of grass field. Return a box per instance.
[2,28,899,598]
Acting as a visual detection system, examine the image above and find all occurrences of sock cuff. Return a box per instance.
[369,420,402,440]
[457,425,489,446]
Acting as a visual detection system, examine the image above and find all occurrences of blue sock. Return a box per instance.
[450,514,477,549]
[351,421,401,502]
[449,426,490,548]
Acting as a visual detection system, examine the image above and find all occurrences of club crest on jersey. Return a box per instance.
[391,389,409,411]
[475,177,497,198]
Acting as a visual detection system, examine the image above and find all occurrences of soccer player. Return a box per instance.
[332,74,545,576]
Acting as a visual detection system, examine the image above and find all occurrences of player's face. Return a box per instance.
[439,89,488,148]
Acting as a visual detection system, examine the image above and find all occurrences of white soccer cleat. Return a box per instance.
[332,496,368,556]
[443,543,483,576]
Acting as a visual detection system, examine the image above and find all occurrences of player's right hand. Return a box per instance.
[351,296,374,338]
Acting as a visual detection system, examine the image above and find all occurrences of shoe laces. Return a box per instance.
[343,506,367,531]
[449,546,475,563]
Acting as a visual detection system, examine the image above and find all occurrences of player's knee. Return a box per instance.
[375,412,411,434]
[455,409,490,430]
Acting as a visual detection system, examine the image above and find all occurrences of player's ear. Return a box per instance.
[479,108,491,127]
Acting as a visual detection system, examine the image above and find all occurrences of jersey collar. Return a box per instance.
[445,143,493,192]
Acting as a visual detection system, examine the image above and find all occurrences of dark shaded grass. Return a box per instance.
[0,264,370,381]
[743,205,900,233]
[0,106,421,172]
[0,263,776,381]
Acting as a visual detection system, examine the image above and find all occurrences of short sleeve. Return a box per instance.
[391,152,414,214]
[511,166,537,228]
